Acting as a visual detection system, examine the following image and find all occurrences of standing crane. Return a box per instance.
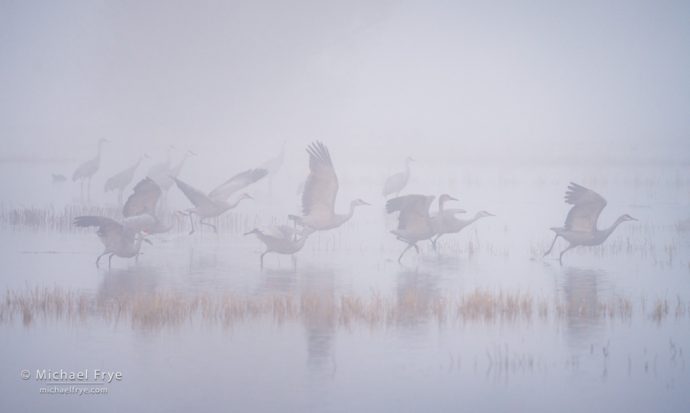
[104,154,149,205]
[72,138,109,202]
[382,157,414,198]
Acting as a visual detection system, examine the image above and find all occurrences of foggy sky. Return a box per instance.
[1,0,689,165]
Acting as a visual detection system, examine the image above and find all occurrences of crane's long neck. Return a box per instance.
[96,142,104,161]
[438,198,450,213]
[227,196,248,211]
[171,154,189,176]
[600,216,627,240]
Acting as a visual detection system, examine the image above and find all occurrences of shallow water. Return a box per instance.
[1,163,689,412]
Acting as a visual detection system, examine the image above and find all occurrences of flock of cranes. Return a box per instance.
[71,140,636,268]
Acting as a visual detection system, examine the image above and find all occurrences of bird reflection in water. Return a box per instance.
[561,267,606,349]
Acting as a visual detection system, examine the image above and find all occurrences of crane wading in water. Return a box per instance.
[172,169,267,234]
[245,225,310,268]
[544,182,636,264]
[386,194,436,263]
[289,141,370,233]
[73,177,165,268]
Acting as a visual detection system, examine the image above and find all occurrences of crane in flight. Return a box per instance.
[289,141,369,233]
[172,168,267,234]
[544,182,636,264]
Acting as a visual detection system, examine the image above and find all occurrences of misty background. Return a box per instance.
[1,0,689,169]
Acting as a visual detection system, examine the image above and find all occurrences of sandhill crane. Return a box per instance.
[289,142,370,232]
[122,177,172,234]
[172,168,267,234]
[73,177,164,268]
[245,225,310,268]
[74,215,153,268]
[261,141,286,195]
[431,210,493,250]
[386,194,435,263]
[72,138,108,201]
[155,150,196,193]
[544,182,637,264]
[147,145,175,181]
[383,157,414,198]
[104,154,149,204]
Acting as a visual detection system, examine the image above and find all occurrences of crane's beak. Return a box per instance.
[188,150,198,156]
[630,216,638,221]
[361,200,371,206]
[243,229,258,236]
[143,238,153,245]
[448,196,458,201]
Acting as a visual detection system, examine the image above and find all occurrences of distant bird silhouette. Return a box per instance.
[72,138,108,201]
[172,169,267,234]
[383,157,414,198]
[73,177,165,268]
[104,154,149,204]
[386,194,435,263]
[289,142,369,232]
[245,225,310,268]
[544,182,636,264]
[51,174,66,183]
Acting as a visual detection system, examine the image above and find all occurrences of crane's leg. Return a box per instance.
[431,234,443,251]
[413,243,420,255]
[544,234,559,257]
[200,220,217,233]
[87,177,92,203]
[291,254,297,269]
[118,188,123,206]
[108,253,114,269]
[559,245,574,265]
[199,219,217,233]
[96,252,108,268]
[188,213,195,235]
[260,251,268,268]
[398,244,413,263]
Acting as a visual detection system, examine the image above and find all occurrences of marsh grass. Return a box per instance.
[0,204,261,235]
[2,287,685,330]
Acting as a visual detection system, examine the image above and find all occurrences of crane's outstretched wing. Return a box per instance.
[208,168,268,201]
[386,194,434,232]
[563,182,607,232]
[74,216,125,244]
[123,178,162,217]
[171,177,216,210]
[302,141,338,218]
